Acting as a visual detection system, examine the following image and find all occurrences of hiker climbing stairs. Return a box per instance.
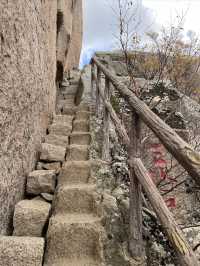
[0,71,104,266]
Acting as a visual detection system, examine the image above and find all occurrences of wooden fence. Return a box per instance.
[91,56,200,266]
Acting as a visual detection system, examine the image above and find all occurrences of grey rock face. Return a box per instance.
[40,143,66,162]
[13,199,51,237]
[27,170,56,195]
[41,193,54,203]
[0,236,44,266]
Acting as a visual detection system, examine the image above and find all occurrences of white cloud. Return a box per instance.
[80,0,155,67]
[80,0,200,68]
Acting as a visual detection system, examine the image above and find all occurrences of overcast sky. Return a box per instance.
[80,0,200,67]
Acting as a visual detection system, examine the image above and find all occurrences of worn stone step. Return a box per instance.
[57,94,75,102]
[56,99,76,112]
[47,257,102,266]
[70,132,91,145]
[13,198,51,237]
[61,87,77,93]
[53,184,98,215]
[59,161,91,185]
[49,123,72,136]
[76,111,90,121]
[77,105,90,112]
[73,120,90,132]
[44,216,102,265]
[0,236,44,266]
[45,134,69,147]
[53,115,73,124]
[62,105,78,115]
[68,144,89,161]
[26,170,56,195]
[40,143,66,162]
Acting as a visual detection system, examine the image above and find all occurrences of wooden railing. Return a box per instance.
[91,56,200,266]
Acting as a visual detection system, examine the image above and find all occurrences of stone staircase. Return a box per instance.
[0,71,104,266]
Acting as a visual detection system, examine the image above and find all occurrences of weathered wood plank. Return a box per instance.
[93,56,200,186]
[93,71,130,146]
[96,67,101,117]
[132,158,199,266]
[91,62,96,100]
[129,113,144,261]
[102,77,111,161]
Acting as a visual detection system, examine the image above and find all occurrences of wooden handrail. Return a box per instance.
[92,70,130,146]
[91,56,200,265]
[92,56,200,187]
[133,158,199,265]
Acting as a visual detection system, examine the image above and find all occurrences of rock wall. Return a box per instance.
[0,0,82,235]
[65,0,83,70]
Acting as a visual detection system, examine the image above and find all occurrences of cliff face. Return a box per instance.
[65,0,83,70]
[0,0,82,234]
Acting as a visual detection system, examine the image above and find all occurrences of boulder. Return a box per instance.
[27,170,56,195]
[13,199,51,237]
[0,236,44,265]
[40,143,66,162]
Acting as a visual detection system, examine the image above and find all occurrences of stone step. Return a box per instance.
[0,236,44,266]
[76,111,90,121]
[77,105,90,112]
[40,143,66,162]
[68,144,89,161]
[44,215,102,265]
[53,115,73,124]
[59,161,91,185]
[60,85,78,95]
[70,132,91,145]
[53,184,98,215]
[46,257,102,266]
[73,120,90,132]
[62,105,78,116]
[57,94,75,102]
[49,123,72,136]
[56,99,75,107]
[45,134,69,147]
[26,170,56,195]
[13,198,51,237]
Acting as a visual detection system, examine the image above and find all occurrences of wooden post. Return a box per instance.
[132,158,199,266]
[129,112,144,262]
[93,57,200,187]
[91,62,95,100]
[96,67,101,117]
[102,77,111,161]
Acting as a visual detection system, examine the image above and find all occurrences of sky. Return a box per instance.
[79,0,200,68]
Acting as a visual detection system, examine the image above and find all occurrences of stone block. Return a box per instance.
[68,145,89,161]
[27,170,56,195]
[13,199,51,237]
[49,123,72,136]
[70,132,91,145]
[0,236,44,266]
[73,120,90,132]
[45,134,69,147]
[40,143,66,162]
